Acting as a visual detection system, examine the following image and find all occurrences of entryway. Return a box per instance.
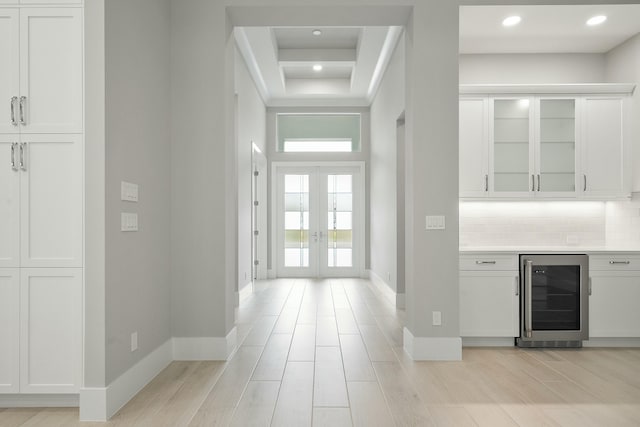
[273,162,365,278]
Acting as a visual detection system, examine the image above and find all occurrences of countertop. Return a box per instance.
[460,246,640,253]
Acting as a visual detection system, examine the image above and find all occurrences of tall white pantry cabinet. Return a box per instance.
[0,3,83,395]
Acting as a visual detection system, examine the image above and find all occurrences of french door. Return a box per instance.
[274,163,364,278]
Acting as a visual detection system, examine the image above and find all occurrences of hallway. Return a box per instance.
[3,278,640,426]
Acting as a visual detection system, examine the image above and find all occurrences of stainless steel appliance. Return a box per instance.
[518,254,589,348]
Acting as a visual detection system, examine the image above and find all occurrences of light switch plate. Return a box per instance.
[432,311,442,326]
[131,332,138,352]
[121,181,139,202]
[425,215,446,230]
[121,213,138,232]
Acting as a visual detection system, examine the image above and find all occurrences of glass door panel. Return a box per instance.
[531,265,581,331]
[283,174,310,268]
[539,99,576,192]
[327,175,353,268]
[493,99,531,192]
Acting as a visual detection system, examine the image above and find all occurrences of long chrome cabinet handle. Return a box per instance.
[475,260,496,265]
[11,143,18,171]
[588,278,592,296]
[515,276,519,296]
[19,96,26,125]
[10,96,18,126]
[484,174,488,192]
[531,175,535,191]
[609,260,631,265]
[19,143,26,171]
[583,175,587,192]
[525,260,533,338]
[537,174,541,192]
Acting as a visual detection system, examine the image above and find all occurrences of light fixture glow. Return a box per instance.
[502,15,522,27]
[312,29,322,36]
[313,64,323,72]
[586,15,607,26]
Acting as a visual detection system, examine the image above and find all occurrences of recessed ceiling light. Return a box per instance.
[586,15,607,26]
[312,29,322,36]
[313,64,323,72]
[502,16,522,27]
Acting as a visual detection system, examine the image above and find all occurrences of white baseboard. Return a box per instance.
[462,337,515,347]
[172,327,238,361]
[0,394,79,408]
[267,269,276,279]
[80,338,173,421]
[403,327,462,361]
[238,283,253,303]
[367,269,404,309]
[584,338,640,347]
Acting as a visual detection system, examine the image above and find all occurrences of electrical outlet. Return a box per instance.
[432,311,442,326]
[131,332,138,352]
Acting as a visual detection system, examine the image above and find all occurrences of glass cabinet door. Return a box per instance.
[538,99,576,193]
[492,99,532,193]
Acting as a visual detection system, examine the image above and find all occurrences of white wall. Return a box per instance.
[104,0,172,383]
[235,47,267,294]
[370,33,405,295]
[459,53,606,84]
[605,33,640,192]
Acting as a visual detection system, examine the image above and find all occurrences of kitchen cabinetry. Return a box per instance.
[0,8,83,135]
[0,269,19,393]
[589,255,640,338]
[459,255,519,337]
[459,85,633,200]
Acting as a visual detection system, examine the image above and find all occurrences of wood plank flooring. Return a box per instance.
[2,277,640,426]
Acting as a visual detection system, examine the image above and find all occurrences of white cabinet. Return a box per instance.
[0,135,83,268]
[582,97,629,198]
[459,254,519,338]
[0,269,19,393]
[0,8,83,135]
[589,255,640,338]
[459,97,488,197]
[20,269,82,393]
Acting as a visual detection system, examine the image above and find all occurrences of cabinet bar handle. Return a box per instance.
[11,143,18,171]
[19,96,26,125]
[588,278,592,296]
[609,260,630,265]
[484,174,488,192]
[515,276,519,296]
[537,174,541,192]
[19,143,25,171]
[475,260,496,264]
[10,96,18,126]
[583,174,587,192]
[531,175,535,191]
[525,260,533,338]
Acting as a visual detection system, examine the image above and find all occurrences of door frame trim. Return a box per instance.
[271,161,366,278]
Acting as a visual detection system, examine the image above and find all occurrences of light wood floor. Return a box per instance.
[3,278,640,426]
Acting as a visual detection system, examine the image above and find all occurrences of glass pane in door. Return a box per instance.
[327,175,353,267]
[539,99,575,192]
[493,99,530,192]
[531,265,581,330]
[284,175,309,267]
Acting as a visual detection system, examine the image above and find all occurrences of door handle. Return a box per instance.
[10,96,18,126]
[484,174,488,192]
[515,276,519,296]
[525,260,533,338]
[311,231,318,243]
[588,278,592,296]
[531,174,535,192]
[475,260,496,265]
[609,260,630,265]
[19,143,26,171]
[19,96,26,125]
[319,231,325,242]
[537,174,540,192]
[583,174,587,192]
[11,143,18,171]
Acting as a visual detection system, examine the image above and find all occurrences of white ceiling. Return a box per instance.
[460,5,640,54]
[235,26,402,107]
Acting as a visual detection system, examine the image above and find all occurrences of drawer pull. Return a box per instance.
[609,261,631,265]
[476,261,496,265]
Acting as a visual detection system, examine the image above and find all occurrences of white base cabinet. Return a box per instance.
[0,268,81,394]
[590,271,640,338]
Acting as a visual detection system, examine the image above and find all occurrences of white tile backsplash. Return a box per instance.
[460,200,640,248]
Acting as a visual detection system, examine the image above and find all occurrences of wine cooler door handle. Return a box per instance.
[525,260,533,338]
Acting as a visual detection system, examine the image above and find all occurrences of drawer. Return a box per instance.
[460,254,518,271]
[589,255,640,271]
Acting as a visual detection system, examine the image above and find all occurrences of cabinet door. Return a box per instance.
[490,97,534,197]
[590,272,640,338]
[582,97,627,198]
[20,268,81,393]
[536,98,578,197]
[460,271,519,337]
[459,97,488,197]
[0,136,20,268]
[0,9,19,134]
[20,135,83,268]
[20,8,83,133]
[0,269,19,394]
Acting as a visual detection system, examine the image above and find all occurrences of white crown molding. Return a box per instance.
[460,83,636,95]
[234,27,271,104]
[367,26,403,103]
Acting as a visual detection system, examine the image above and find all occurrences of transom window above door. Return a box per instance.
[277,114,361,152]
